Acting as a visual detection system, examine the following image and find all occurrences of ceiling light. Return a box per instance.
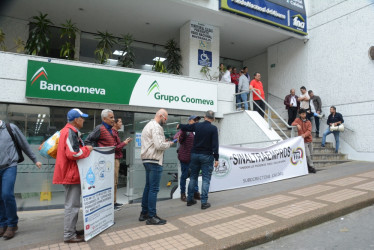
[153,57,166,62]
[113,50,127,56]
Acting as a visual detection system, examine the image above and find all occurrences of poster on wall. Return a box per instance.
[190,20,214,42]
[77,147,115,241]
[210,137,308,192]
[198,49,212,67]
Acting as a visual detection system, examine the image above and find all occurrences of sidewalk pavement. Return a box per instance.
[4,161,374,250]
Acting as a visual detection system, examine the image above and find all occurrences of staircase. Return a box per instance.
[271,118,351,168]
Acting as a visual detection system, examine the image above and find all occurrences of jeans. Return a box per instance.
[180,162,198,194]
[235,85,242,108]
[322,127,340,153]
[239,92,249,110]
[307,113,320,134]
[0,166,18,228]
[187,153,214,204]
[141,163,163,218]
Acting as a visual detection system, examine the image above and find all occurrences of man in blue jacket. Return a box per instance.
[177,110,219,210]
[0,120,42,240]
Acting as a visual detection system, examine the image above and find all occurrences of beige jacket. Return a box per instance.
[141,120,171,165]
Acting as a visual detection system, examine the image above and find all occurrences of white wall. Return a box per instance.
[267,0,374,159]
[243,52,268,100]
[180,20,220,80]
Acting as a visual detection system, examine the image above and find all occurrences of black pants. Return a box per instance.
[307,112,320,135]
[288,107,298,126]
[254,100,265,117]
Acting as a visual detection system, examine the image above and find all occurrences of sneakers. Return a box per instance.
[308,167,317,174]
[139,213,149,221]
[146,215,167,225]
[180,193,187,202]
[187,199,197,206]
[194,192,201,200]
[201,203,211,210]
[3,226,18,240]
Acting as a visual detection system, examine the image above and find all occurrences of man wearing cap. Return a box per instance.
[173,115,201,202]
[177,110,219,210]
[84,109,123,210]
[53,108,93,243]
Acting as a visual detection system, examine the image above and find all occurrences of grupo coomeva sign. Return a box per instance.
[26,60,217,112]
[210,137,308,192]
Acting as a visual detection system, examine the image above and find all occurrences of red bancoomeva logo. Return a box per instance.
[31,67,48,85]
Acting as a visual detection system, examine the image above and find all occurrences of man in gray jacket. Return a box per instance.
[237,70,250,110]
[0,120,42,240]
[308,90,323,137]
[139,109,174,225]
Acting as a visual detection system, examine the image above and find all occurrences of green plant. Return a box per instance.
[118,33,135,68]
[164,38,182,74]
[153,59,167,73]
[200,59,218,81]
[0,29,6,51]
[14,37,25,53]
[60,19,79,59]
[25,12,53,55]
[94,31,117,64]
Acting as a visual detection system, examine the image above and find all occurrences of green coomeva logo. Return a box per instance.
[147,81,214,105]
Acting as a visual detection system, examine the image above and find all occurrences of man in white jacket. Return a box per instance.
[139,109,174,225]
[221,65,232,83]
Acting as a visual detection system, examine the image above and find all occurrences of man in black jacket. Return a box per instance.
[177,110,219,210]
[321,106,344,153]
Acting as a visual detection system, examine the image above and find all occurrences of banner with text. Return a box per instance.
[78,147,115,241]
[26,60,217,112]
[210,137,308,192]
[219,0,307,35]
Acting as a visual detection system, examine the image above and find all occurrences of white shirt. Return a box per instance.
[221,70,231,83]
[310,100,316,112]
[300,93,310,109]
[290,95,297,107]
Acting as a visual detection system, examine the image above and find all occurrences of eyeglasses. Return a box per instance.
[161,114,167,121]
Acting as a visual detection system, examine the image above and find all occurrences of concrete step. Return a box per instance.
[312,141,332,148]
[312,153,348,161]
[313,147,336,153]
[314,160,352,168]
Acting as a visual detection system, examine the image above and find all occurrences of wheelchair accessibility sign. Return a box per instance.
[198,49,212,67]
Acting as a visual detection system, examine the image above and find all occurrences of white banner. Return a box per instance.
[78,147,115,241]
[210,137,308,192]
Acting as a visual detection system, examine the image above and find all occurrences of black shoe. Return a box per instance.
[114,202,123,207]
[139,213,148,221]
[308,167,316,174]
[76,229,84,236]
[321,144,325,147]
[315,134,319,138]
[146,215,167,225]
[201,203,211,210]
[114,205,122,211]
[187,199,197,206]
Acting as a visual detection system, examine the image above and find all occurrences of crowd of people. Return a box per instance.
[219,63,266,117]
[0,85,345,243]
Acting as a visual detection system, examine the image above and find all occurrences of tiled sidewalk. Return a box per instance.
[9,165,374,249]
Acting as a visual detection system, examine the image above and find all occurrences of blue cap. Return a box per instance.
[67,108,89,122]
[188,115,201,121]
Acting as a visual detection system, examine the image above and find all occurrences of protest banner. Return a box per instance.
[78,146,115,241]
[211,137,308,192]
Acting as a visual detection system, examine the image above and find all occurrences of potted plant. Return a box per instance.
[153,59,167,73]
[60,19,79,60]
[118,33,135,68]
[94,31,117,64]
[25,12,53,55]
[0,29,6,51]
[164,38,182,74]
[200,58,218,81]
[14,37,25,53]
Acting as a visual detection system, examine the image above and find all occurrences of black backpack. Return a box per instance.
[5,123,25,163]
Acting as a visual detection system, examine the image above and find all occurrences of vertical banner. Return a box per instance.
[211,137,308,192]
[78,147,115,241]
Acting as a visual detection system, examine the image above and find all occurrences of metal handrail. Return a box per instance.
[234,89,296,139]
[228,139,282,147]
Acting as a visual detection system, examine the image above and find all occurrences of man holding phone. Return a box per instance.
[112,118,132,210]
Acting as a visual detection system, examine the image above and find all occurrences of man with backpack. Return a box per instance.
[173,115,201,202]
[0,120,42,240]
[53,108,92,243]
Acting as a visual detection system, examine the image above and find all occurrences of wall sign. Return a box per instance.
[198,49,212,67]
[219,0,307,35]
[190,20,214,42]
[26,60,218,112]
